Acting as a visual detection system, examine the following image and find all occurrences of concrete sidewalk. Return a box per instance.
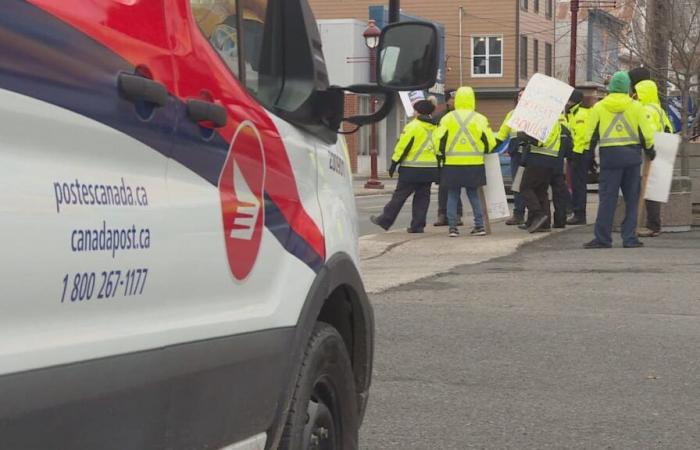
[359,221,577,294]
[353,176,395,197]
[359,193,601,293]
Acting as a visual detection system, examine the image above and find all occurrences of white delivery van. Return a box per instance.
[0,0,438,449]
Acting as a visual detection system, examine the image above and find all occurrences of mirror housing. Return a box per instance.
[376,22,439,91]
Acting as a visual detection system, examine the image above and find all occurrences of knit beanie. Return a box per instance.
[608,71,631,94]
[628,67,652,87]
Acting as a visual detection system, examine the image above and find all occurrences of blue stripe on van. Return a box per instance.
[0,0,321,273]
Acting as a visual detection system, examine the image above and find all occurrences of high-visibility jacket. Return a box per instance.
[392,116,438,168]
[566,103,591,154]
[434,86,496,166]
[496,110,518,141]
[636,80,674,133]
[584,93,655,151]
[496,109,522,155]
[529,120,562,158]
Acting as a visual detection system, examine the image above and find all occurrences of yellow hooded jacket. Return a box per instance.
[434,87,496,166]
[635,80,674,133]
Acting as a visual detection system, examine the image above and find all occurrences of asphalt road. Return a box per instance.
[360,226,700,449]
[356,193,475,236]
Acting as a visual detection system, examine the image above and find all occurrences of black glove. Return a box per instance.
[388,161,398,178]
[645,147,657,161]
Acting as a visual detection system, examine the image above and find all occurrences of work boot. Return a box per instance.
[505,214,525,226]
[433,214,448,227]
[470,227,487,236]
[370,215,389,231]
[624,240,645,248]
[406,227,424,234]
[527,215,548,234]
[583,239,612,249]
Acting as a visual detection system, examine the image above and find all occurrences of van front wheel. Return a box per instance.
[280,322,359,450]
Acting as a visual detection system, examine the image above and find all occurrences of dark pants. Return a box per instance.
[438,183,462,217]
[550,173,570,227]
[569,151,593,220]
[376,180,432,231]
[520,166,554,225]
[595,165,641,246]
[645,200,662,232]
[510,152,526,217]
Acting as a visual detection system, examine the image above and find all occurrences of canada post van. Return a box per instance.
[0,1,438,449]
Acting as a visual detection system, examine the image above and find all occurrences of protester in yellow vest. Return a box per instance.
[582,71,656,249]
[516,116,568,233]
[371,92,439,233]
[630,69,675,238]
[434,86,496,237]
[565,89,593,225]
[496,88,527,225]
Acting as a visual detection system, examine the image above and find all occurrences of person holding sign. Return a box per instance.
[566,89,592,225]
[370,92,439,233]
[516,118,569,233]
[496,88,527,226]
[434,86,496,237]
[582,71,656,249]
[631,75,675,238]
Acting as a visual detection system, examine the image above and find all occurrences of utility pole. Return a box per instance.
[569,0,579,86]
[389,0,400,22]
[569,1,617,87]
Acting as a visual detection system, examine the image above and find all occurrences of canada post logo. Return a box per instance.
[219,121,266,281]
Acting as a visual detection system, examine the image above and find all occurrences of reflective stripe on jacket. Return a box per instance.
[434,86,496,166]
[391,117,438,168]
[584,93,655,150]
[529,121,562,158]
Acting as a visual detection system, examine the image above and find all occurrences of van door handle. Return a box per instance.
[118,73,168,107]
[186,99,227,128]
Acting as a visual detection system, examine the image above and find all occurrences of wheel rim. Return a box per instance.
[303,376,339,450]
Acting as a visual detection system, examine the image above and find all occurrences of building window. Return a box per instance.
[472,36,503,77]
[533,39,539,73]
[534,0,539,13]
[545,42,553,76]
[520,0,528,11]
[545,0,553,19]
[520,35,528,79]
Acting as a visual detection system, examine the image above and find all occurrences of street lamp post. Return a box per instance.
[363,20,384,190]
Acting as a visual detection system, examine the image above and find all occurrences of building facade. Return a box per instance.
[312,0,556,174]
[555,2,633,86]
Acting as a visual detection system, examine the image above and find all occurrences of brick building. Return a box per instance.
[312,1,556,174]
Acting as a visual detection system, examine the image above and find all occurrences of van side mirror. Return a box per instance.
[376,22,439,91]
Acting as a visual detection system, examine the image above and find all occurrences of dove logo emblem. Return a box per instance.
[219,121,266,281]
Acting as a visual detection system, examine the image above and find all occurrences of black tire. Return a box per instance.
[280,322,358,450]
